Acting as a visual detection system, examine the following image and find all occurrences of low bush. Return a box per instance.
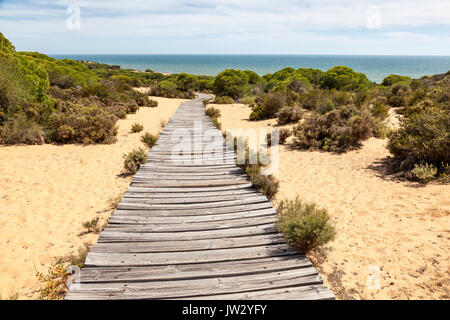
[245,165,279,200]
[214,96,234,104]
[320,66,371,91]
[148,99,158,108]
[249,93,286,120]
[123,147,147,174]
[0,113,44,144]
[213,69,249,99]
[293,105,374,152]
[409,163,437,183]
[241,95,255,105]
[131,122,144,133]
[82,217,101,234]
[49,105,118,144]
[212,117,222,130]
[276,106,302,124]
[205,106,221,118]
[141,132,157,148]
[277,197,336,253]
[387,106,449,172]
[279,128,292,144]
[382,74,411,86]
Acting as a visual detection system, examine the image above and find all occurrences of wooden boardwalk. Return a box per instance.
[65,94,334,300]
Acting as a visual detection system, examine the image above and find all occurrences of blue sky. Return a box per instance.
[0,0,449,55]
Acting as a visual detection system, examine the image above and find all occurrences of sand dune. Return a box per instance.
[215,102,450,300]
[0,97,185,299]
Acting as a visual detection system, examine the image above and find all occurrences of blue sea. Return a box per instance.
[51,54,450,84]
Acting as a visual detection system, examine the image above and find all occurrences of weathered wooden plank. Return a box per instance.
[187,285,335,300]
[117,196,267,210]
[98,224,277,242]
[105,215,277,232]
[66,268,323,300]
[113,202,273,216]
[122,188,257,198]
[76,255,311,283]
[130,178,249,188]
[92,234,285,253]
[109,209,275,224]
[126,183,254,193]
[120,194,266,205]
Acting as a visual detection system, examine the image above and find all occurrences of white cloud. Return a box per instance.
[0,0,449,54]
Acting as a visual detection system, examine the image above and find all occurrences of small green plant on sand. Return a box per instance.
[205,106,221,118]
[130,122,144,133]
[123,147,147,174]
[141,132,158,148]
[246,165,279,200]
[277,198,336,253]
[212,117,222,130]
[82,217,100,234]
[159,119,168,129]
[37,243,91,300]
[410,163,437,183]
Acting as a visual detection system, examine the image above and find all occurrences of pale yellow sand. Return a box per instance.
[215,102,450,300]
[0,97,186,299]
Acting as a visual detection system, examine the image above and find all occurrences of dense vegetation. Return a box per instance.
[1,33,448,182]
[0,33,213,145]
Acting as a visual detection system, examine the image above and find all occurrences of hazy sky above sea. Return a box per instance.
[0,0,449,55]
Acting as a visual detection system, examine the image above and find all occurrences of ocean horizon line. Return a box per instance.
[48,53,450,57]
[49,53,450,83]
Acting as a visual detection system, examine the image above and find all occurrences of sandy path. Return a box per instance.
[0,97,185,299]
[215,102,450,300]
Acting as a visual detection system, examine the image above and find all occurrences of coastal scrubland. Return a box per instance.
[1,31,449,299]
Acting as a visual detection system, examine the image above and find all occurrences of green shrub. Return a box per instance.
[246,165,279,200]
[148,99,158,108]
[175,73,198,91]
[387,106,449,173]
[293,105,374,152]
[296,68,323,85]
[131,122,144,133]
[49,105,117,144]
[249,93,286,120]
[320,65,371,91]
[214,96,234,104]
[212,117,222,130]
[372,118,390,138]
[276,106,302,124]
[213,69,249,99]
[123,147,147,174]
[0,113,44,144]
[156,80,178,98]
[279,128,292,144]
[298,89,325,110]
[409,163,437,183]
[80,84,110,100]
[241,95,255,105]
[370,99,389,119]
[141,132,157,148]
[382,74,411,86]
[315,98,336,115]
[0,32,16,53]
[243,70,260,84]
[205,106,221,118]
[277,197,336,253]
